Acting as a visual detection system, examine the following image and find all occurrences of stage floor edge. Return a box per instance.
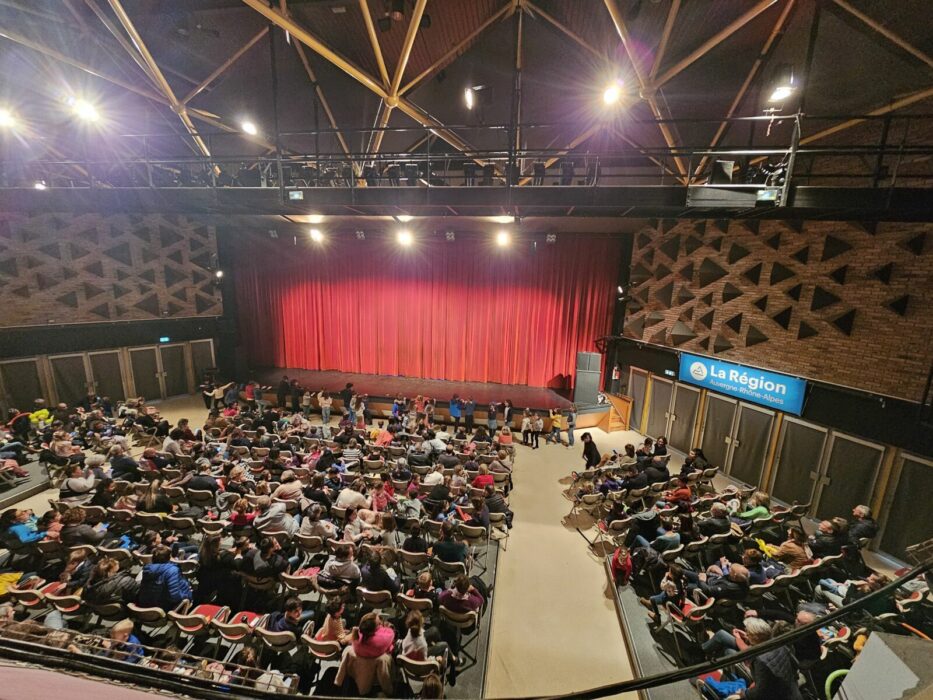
[251,368,573,410]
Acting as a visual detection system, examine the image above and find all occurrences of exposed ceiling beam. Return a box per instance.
[831,0,933,71]
[106,0,211,157]
[695,0,797,178]
[240,0,482,161]
[524,1,602,60]
[0,26,166,102]
[83,0,160,89]
[390,0,427,98]
[603,0,687,178]
[181,27,269,106]
[652,0,778,89]
[358,0,390,90]
[649,0,680,81]
[798,86,933,146]
[401,2,511,96]
[293,41,354,162]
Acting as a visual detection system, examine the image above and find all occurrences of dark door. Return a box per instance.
[628,369,648,433]
[771,420,826,508]
[89,352,125,401]
[815,435,883,521]
[881,456,933,560]
[645,378,673,440]
[668,384,700,453]
[700,395,737,471]
[728,404,774,487]
[50,354,90,407]
[0,360,43,412]
[130,348,162,400]
[159,344,188,397]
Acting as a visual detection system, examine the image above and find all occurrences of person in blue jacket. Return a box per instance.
[137,545,192,610]
[1,508,46,543]
[448,395,462,429]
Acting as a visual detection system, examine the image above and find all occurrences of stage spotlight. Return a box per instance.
[397,229,413,247]
[496,230,511,247]
[33,181,47,190]
[0,108,16,128]
[768,64,796,103]
[492,215,513,224]
[464,87,475,110]
[395,214,413,223]
[241,120,258,135]
[603,80,623,105]
[214,270,224,279]
[71,98,100,122]
[445,230,455,242]
[355,230,366,240]
[309,228,324,242]
[546,233,557,244]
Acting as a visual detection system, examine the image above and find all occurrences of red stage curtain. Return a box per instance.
[233,234,623,389]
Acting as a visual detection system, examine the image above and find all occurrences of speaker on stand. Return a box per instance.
[574,352,602,405]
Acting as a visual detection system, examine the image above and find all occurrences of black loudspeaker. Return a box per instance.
[574,351,602,405]
[709,160,735,184]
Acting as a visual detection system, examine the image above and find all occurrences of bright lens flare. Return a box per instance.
[496,230,511,247]
[0,109,15,128]
[464,88,475,110]
[72,99,100,122]
[241,120,258,135]
[603,82,622,105]
[397,229,413,247]
[769,86,794,103]
[309,228,324,242]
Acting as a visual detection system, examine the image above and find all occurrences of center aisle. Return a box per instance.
[484,429,639,699]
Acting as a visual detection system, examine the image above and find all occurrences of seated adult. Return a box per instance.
[59,507,108,547]
[253,495,299,536]
[471,464,494,490]
[732,491,771,525]
[679,447,709,478]
[659,477,692,506]
[439,574,484,614]
[465,497,490,532]
[432,521,468,564]
[187,460,220,493]
[619,466,648,492]
[272,469,304,503]
[350,612,396,660]
[134,408,170,437]
[137,478,173,513]
[137,545,192,609]
[335,480,370,510]
[390,458,412,482]
[773,527,812,570]
[423,465,445,487]
[83,555,139,606]
[643,458,671,485]
[109,445,141,482]
[360,550,400,596]
[809,518,848,557]
[1,508,46,543]
[437,445,460,469]
[240,537,291,579]
[299,504,337,540]
[267,596,312,635]
[848,504,878,545]
[319,543,361,587]
[697,502,732,536]
[402,522,429,553]
[483,484,513,528]
[161,429,185,460]
[684,562,750,601]
[302,473,332,510]
[59,464,97,503]
[814,572,894,616]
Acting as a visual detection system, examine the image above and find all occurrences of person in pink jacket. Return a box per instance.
[351,612,396,658]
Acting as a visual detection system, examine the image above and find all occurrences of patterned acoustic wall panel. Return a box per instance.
[0,213,222,327]
[623,219,932,402]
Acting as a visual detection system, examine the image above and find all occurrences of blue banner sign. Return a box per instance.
[678,352,807,415]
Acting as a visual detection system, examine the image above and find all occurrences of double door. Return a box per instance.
[769,420,883,520]
[642,377,701,453]
[699,394,775,487]
[129,344,190,400]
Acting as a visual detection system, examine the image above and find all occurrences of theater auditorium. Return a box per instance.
[0,1,931,698]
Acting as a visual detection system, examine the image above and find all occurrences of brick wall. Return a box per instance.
[623,219,932,402]
[0,213,222,327]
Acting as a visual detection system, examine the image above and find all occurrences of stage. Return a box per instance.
[252,368,573,411]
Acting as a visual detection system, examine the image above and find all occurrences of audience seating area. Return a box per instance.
[1,387,514,698]
[565,438,932,700]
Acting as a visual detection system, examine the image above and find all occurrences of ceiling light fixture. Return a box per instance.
[396,214,413,223]
[0,108,16,128]
[309,228,324,242]
[496,230,511,247]
[397,229,413,247]
[603,80,623,105]
[71,98,100,122]
[241,120,258,135]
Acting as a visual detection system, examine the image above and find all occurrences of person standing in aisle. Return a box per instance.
[318,389,333,426]
[463,398,476,433]
[277,376,290,408]
[340,383,355,423]
[502,399,514,429]
[531,413,544,449]
[290,380,302,414]
[547,408,563,445]
[520,410,532,446]
[566,404,577,448]
[448,395,462,430]
[487,402,500,433]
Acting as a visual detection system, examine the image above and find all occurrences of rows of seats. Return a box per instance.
[2,390,514,698]
[565,437,931,699]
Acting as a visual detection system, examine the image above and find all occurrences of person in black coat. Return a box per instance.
[581,432,601,468]
[82,557,140,606]
[808,519,848,557]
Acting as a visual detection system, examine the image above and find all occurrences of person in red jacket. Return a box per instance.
[471,464,494,490]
